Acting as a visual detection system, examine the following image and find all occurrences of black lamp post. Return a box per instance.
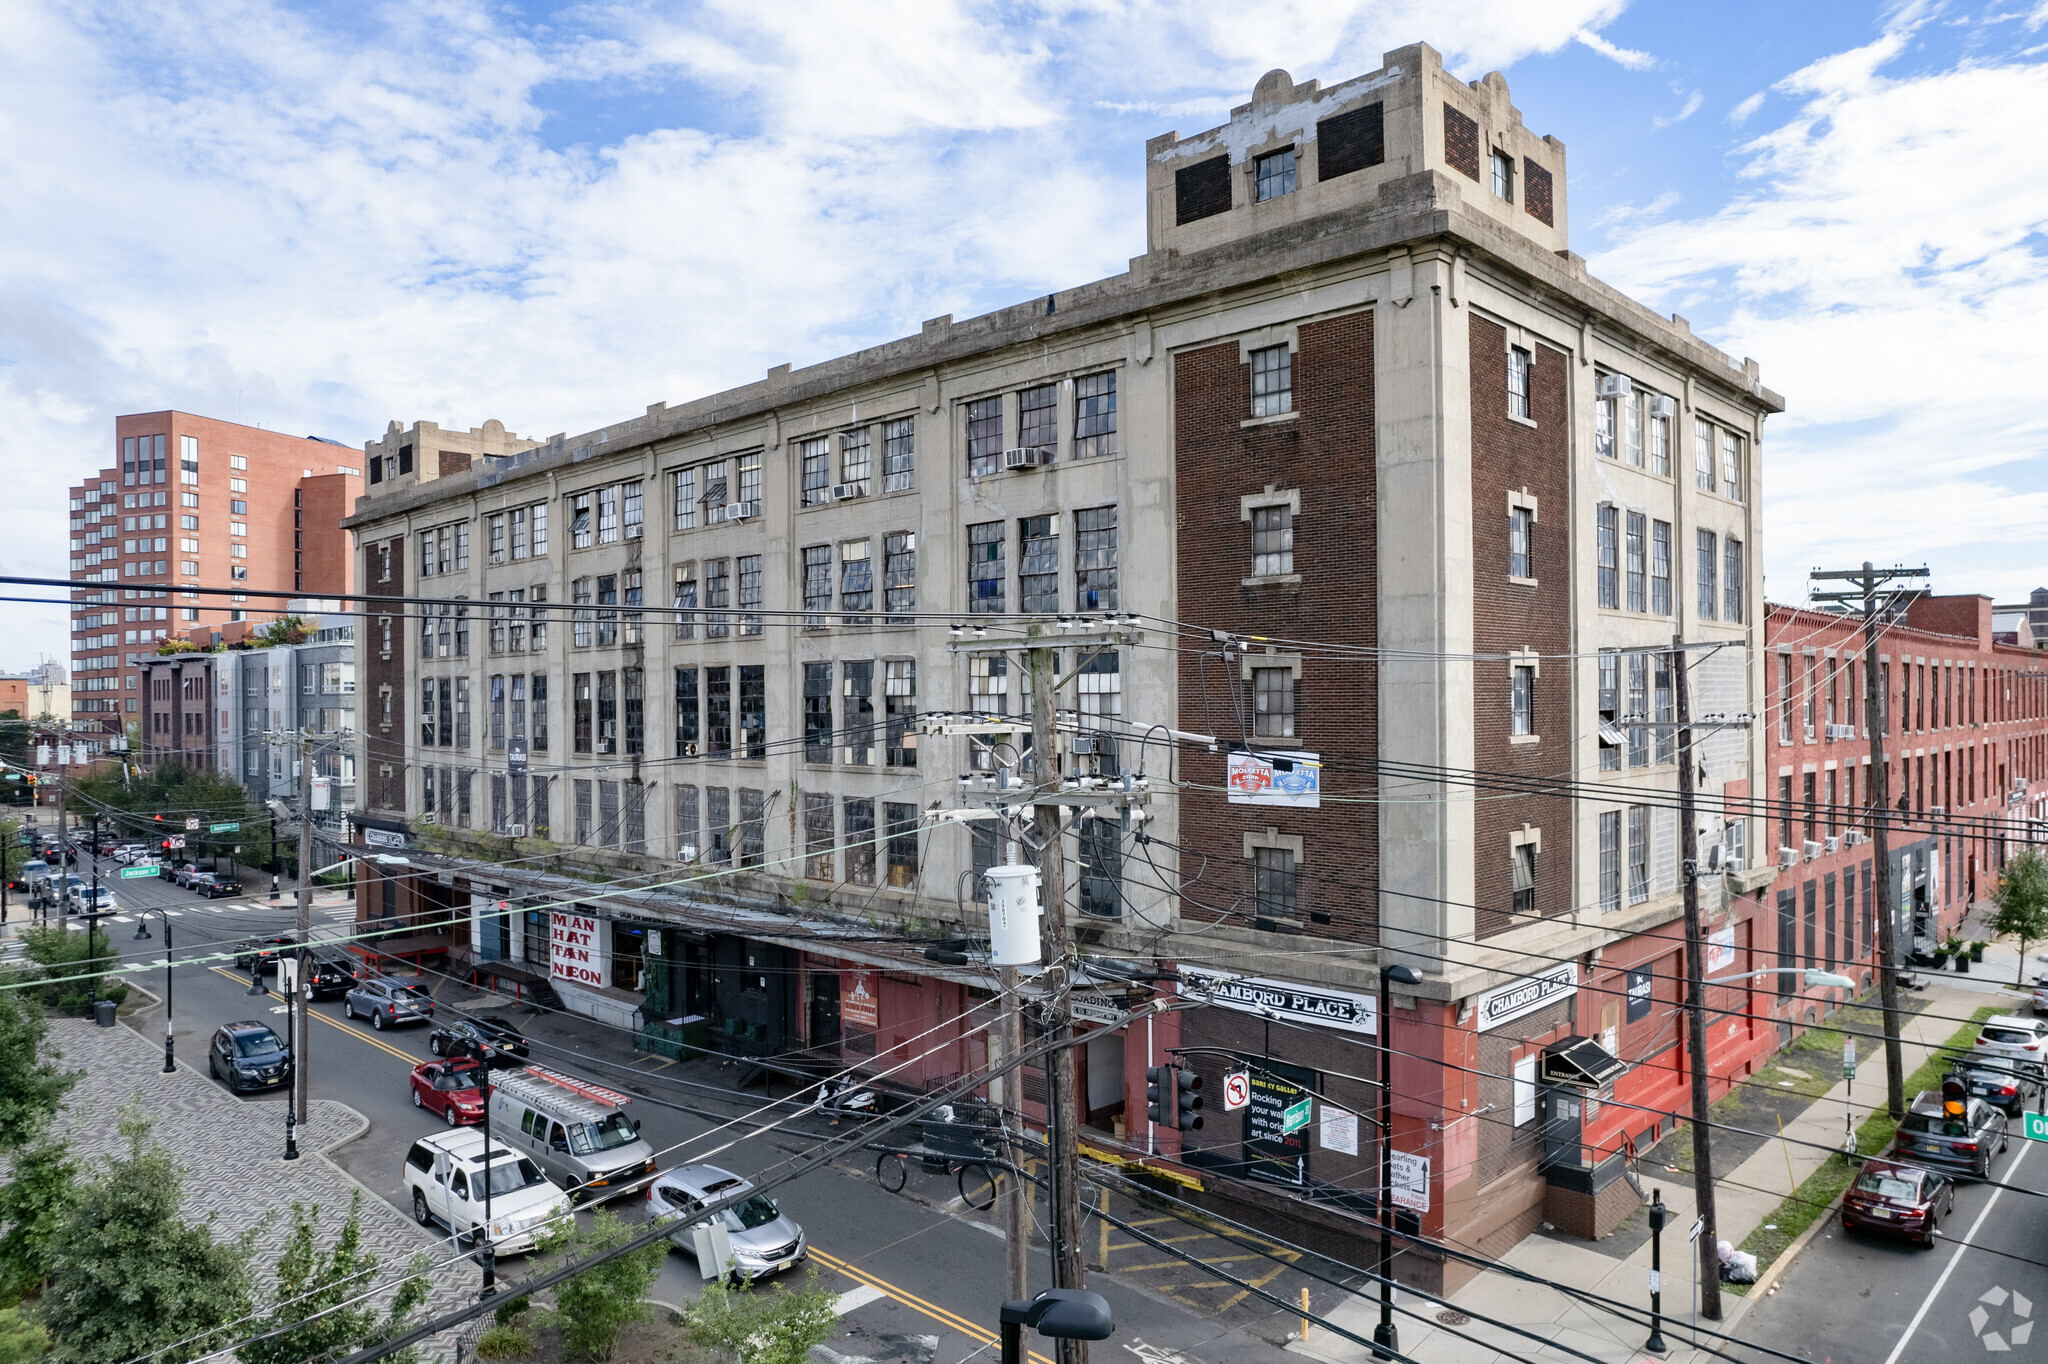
[480,1063,497,1295]
[1375,962,1422,1360]
[282,952,300,1161]
[1645,1188,1670,1354]
[131,909,175,1073]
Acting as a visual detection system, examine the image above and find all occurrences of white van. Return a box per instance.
[400,1127,572,1254]
[488,1065,657,1196]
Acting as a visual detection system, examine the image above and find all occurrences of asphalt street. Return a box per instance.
[1741,1115,2048,1361]
[63,850,1309,1364]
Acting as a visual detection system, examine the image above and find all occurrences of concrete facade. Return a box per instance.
[341,46,1785,1288]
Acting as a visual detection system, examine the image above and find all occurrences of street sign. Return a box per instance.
[209,821,240,833]
[183,817,199,831]
[1688,1216,1705,1243]
[2023,1112,2048,1143]
[1280,1097,1313,1135]
[1843,1039,1857,1080]
[1223,1072,1251,1112]
[119,866,155,879]
[166,835,185,849]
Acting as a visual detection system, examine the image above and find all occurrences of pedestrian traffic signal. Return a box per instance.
[1173,1067,1203,1131]
[1146,1065,1171,1125]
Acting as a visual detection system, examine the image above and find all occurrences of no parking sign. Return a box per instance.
[1223,1071,1250,1112]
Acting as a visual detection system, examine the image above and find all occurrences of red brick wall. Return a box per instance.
[1468,319,1573,937]
[1173,310,1378,944]
[297,473,361,597]
[1904,594,1992,648]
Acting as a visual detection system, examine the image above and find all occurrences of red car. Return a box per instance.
[1842,1158,1955,1247]
[409,1059,486,1126]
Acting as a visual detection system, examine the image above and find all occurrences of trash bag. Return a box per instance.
[1716,1239,1758,1284]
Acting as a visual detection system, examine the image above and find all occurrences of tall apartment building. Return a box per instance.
[343,48,1786,1286]
[66,412,365,750]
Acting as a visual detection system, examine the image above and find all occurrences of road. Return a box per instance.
[66,850,1308,1364]
[1742,1118,2048,1361]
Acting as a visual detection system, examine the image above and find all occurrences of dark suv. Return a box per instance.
[233,935,302,973]
[208,1021,291,1093]
[306,953,358,1000]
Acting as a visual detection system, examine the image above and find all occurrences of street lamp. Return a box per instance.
[1375,962,1422,1360]
[131,909,175,1073]
[480,1062,497,1295]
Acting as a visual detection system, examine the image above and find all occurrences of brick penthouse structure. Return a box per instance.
[343,48,1783,1288]
[65,412,364,752]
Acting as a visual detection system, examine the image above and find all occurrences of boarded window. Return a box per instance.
[1174,155,1231,224]
[1523,157,1555,226]
[1317,103,1384,180]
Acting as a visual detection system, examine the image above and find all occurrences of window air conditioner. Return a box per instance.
[834,481,869,500]
[1597,373,1633,399]
[1803,840,1823,861]
[1825,724,1856,741]
[1069,733,1097,755]
[1647,395,1677,420]
[506,824,526,837]
[1778,846,1798,870]
[724,503,751,523]
[596,738,612,754]
[1002,447,1044,471]
[1824,835,1840,855]
[1929,804,1944,817]
[1723,857,1746,874]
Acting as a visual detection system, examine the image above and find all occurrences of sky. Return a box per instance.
[3,0,2046,672]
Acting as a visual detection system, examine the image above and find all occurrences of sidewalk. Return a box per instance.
[47,1013,474,1362]
[1289,981,1989,1364]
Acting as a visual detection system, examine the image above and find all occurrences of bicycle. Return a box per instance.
[873,1147,1004,1212]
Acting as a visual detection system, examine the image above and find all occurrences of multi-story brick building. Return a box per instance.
[64,411,364,751]
[342,48,1787,1288]
[1764,596,2048,973]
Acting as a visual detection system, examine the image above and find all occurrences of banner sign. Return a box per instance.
[1474,963,1578,1032]
[1226,751,1321,808]
[1178,965,1376,1036]
[1626,967,1653,1023]
[841,969,879,1031]
[1705,925,1737,974]
[549,912,603,987]
[1244,1070,1313,1186]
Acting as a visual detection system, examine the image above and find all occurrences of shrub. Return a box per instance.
[475,1325,534,1360]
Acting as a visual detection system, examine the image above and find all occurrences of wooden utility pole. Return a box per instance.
[295,730,315,1122]
[1812,563,1928,1119]
[1670,638,1720,1323]
[1028,644,1085,1364]
[998,963,1030,1302]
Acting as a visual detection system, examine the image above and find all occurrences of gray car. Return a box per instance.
[648,1164,807,1280]
[344,978,435,1030]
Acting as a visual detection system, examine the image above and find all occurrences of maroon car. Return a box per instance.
[409,1059,486,1126]
[1841,1158,1955,1247]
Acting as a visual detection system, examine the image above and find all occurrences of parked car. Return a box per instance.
[648,1164,808,1279]
[1947,1056,2046,1118]
[411,1059,489,1126]
[233,934,303,973]
[43,874,84,910]
[400,1128,572,1254]
[1894,1086,2009,1177]
[207,1021,291,1093]
[345,978,435,1030]
[306,953,358,1000]
[1971,1015,2048,1064]
[2031,976,2048,1016]
[190,872,242,899]
[430,1016,530,1064]
[113,844,148,864]
[174,864,210,891]
[1841,1158,1956,1247]
[157,859,189,882]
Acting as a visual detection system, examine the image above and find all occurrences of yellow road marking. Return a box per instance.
[809,1247,1054,1364]
[206,967,419,1065]
[1214,1258,1293,1314]
[1114,1255,1278,1272]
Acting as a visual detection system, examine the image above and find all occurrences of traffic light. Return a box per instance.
[1146,1065,1171,1125]
[1173,1067,1203,1131]
[1942,1075,1968,1136]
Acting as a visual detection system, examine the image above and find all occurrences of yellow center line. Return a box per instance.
[809,1247,1053,1364]
[206,967,419,1066]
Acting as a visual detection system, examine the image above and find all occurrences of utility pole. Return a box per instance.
[1028,644,1085,1364]
[998,961,1030,1302]
[1670,638,1720,1323]
[295,730,315,1124]
[1812,563,1928,1120]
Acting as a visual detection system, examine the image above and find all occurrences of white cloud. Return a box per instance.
[1727,90,1765,124]
[1574,26,1656,70]
[1653,89,1704,127]
[0,0,1647,668]
[1595,26,2048,604]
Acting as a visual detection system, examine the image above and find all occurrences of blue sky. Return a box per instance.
[3,0,2046,671]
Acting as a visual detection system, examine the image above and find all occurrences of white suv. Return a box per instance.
[400,1128,571,1255]
[1972,1015,2048,1064]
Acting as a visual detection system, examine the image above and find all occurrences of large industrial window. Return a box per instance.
[1253,846,1295,921]
[1508,507,1532,579]
[803,664,832,764]
[705,666,731,758]
[1255,147,1297,201]
[1079,819,1123,919]
[804,794,834,880]
[1596,506,1618,608]
[844,799,876,885]
[1020,516,1059,614]
[1626,512,1646,612]
[802,545,831,626]
[799,438,830,506]
[967,398,1003,478]
[1506,347,1530,420]
[1252,504,1293,577]
[885,661,917,768]
[1511,843,1536,919]
[1073,372,1117,459]
[1250,345,1293,417]
[1650,520,1671,615]
[882,418,915,494]
[1598,811,1621,911]
[968,522,1004,613]
[885,803,919,888]
[842,661,874,766]
[1628,806,1650,904]
[1697,530,1718,620]
[1253,667,1295,739]
[839,541,872,624]
[1019,386,1057,457]
[1076,507,1118,611]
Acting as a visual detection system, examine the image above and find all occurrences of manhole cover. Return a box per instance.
[1437,1310,1471,1327]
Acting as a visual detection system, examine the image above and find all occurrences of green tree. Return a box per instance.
[37,1109,254,1364]
[18,925,126,1015]
[0,1307,49,1364]
[256,616,310,648]
[1991,847,2048,986]
[680,1267,839,1364]
[536,1210,666,1362]
[0,1136,80,1304]
[240,1193,427,1364]
[0,715,28,769]
[0,979,78,1149]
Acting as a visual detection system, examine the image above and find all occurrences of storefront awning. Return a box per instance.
[1541,1035,1627,1090]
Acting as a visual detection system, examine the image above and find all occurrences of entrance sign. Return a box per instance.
[1473,963,1578,1033]
[1178,965,1376,1036]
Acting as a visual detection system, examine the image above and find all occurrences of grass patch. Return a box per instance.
[1724,1002,2004,1293]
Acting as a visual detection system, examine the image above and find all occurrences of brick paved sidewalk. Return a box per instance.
[47,1017,478,1361]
